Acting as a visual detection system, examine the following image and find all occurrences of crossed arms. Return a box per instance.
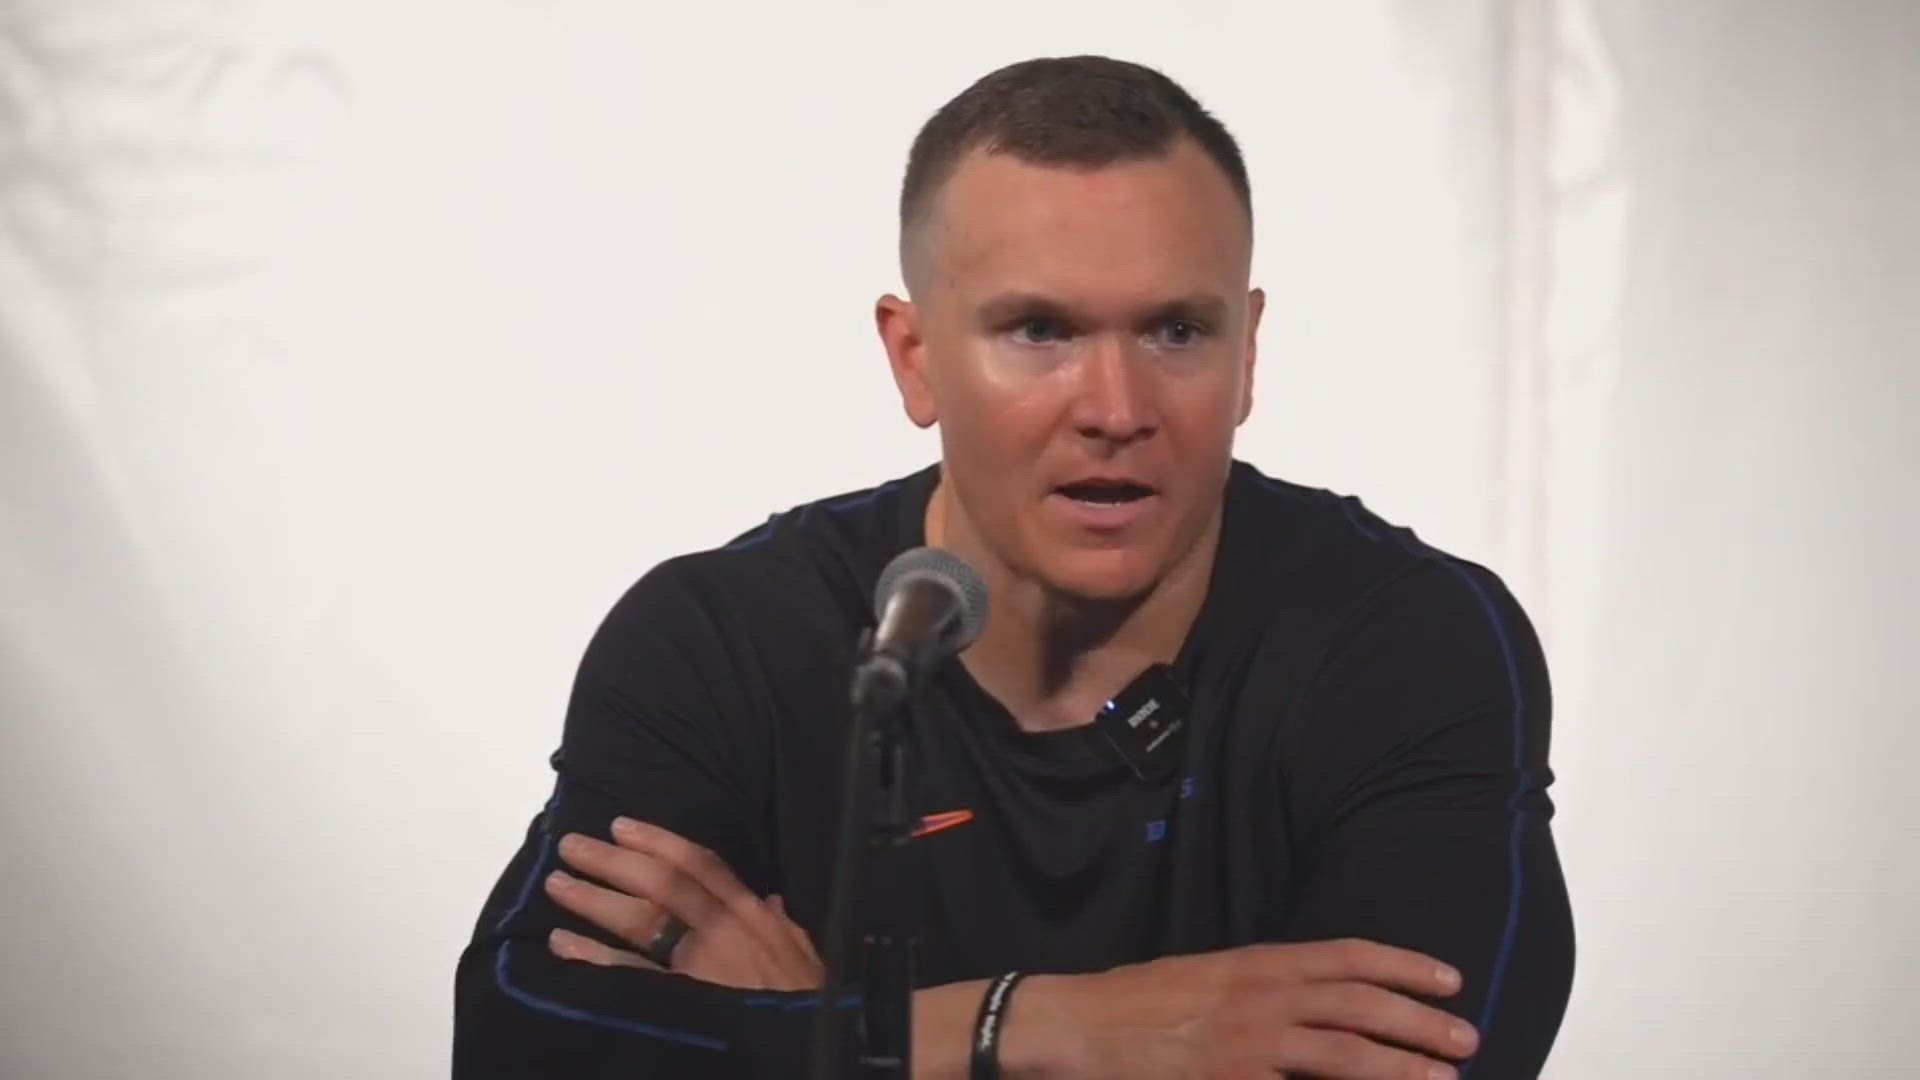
[453,559,1574,1077]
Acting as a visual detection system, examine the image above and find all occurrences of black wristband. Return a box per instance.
[969,971,1028,1080]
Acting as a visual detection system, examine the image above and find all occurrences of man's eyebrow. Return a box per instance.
[1143,294,1230,325]
[975,292,1072,325]
[974,292,1231,325]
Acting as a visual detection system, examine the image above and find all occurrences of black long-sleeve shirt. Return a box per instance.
[454,459,1575,1077]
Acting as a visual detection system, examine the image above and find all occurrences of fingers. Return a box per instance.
[606,818,819,981]
[1245,938,1463,999]
[609,819,801,955]
[611,818,759,910]
[555,833,775,977]
[544,868,671,953]
[1293,981,1479,1063]
[1276,1026,1458,1080]
[1226,940,1476,1078]
[548,927,657,971]
[554,820,822,990]
[558,833,725,930]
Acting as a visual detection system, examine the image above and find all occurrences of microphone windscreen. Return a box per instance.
[872,547,990,651]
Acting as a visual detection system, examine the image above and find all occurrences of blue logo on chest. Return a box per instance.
[1145,776,1199,843]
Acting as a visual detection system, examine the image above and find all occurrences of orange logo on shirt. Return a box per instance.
[910,809,974,839]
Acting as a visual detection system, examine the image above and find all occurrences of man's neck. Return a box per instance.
[924,475,1221,733]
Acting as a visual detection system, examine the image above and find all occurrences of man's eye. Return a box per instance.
[1012,317,1067,345]
[1154,319,1207,347]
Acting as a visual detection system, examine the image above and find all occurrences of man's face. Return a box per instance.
[881,137,1263,602]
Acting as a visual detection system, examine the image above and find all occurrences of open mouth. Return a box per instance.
[1055,480,1157,505]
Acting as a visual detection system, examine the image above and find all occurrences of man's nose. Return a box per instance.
[1069,337,1157,444]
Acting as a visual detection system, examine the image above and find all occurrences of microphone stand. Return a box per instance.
[810,628,922,1080]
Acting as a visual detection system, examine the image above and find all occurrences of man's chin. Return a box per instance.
[1035,549,1162,605]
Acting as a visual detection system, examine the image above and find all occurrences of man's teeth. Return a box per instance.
[1060,484,1152,504]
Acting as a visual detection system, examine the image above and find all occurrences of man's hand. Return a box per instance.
[1005,939,1479,1080]
[541,816,822,991]
[541,820,1473,1078]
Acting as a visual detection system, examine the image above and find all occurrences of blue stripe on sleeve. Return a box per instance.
[488,782,731,1052]
[1328,494,1532,1078]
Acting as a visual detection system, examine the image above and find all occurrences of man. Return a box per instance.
[454,55,1573,1078]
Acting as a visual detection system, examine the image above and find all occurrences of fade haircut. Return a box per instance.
[897,55,1252,291]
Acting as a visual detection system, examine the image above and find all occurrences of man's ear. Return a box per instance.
[876,293,938,428]
[1236,286,1265,426]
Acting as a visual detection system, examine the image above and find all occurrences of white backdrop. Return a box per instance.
[1,1,1913,1076]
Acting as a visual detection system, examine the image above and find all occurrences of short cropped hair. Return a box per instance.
[898,55,1251,283]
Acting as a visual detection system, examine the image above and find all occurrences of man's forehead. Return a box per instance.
[935,139,1240,225]
[921,140,1251,300]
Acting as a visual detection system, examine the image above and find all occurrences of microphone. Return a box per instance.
[815,548,986,1079]
[853,547,989,712]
